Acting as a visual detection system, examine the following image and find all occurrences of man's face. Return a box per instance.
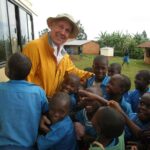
[50,20,72,47]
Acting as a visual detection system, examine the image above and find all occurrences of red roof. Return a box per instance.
[138,41,150,48]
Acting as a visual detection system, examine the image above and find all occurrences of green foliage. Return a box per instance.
[76,20,87,40]
[96,30,149,59]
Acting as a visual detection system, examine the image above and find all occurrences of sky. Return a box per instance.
[32,0,150,40]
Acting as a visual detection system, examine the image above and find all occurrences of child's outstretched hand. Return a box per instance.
[108,100,124,114]
[78,89,108,105]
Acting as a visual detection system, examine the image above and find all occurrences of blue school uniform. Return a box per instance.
[86,75,110,98]
[106,95,133,116]
[69,93,78,111]
[119,96,133,116]
[37,116,77,150]
[0,80,48,148]
[123,56,129,63]
[76,109,97,138]
[123,91,131,102]
[127,88,150,112]
[125,113,150,140]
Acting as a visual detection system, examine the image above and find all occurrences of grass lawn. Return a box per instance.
[71,54,150,89]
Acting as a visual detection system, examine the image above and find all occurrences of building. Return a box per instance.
[0,0,36,81]
[138,41,150,64]
[64,40,100,55]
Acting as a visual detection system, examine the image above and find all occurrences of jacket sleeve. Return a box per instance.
[65,55,93,80]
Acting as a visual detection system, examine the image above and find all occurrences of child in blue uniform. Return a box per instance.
[128,70,150,112]
[0,53,48,149]
[75,86,102,149]
[122,48,129,66]
[106,74,133,116]
[60,72,81,111]
[108,63,122,76]
[37,92,77,150]
[89,106,125,150]
[108,92,150,150]
[122,74,131,102]
[86,55,110,98]
[125,92,150,141]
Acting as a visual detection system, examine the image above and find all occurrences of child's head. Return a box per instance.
[92,106,125,139]
[82,86,102,115]
[134,70,150,91]
[48,92,70,124]
[122,74,131,93]
[138,92,150,122]
[92,55,108,82]
[61,72,80,94]
[5,52,32,80]
[108,63,122,76]
[106,74,126,98]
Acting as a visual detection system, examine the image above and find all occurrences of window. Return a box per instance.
[0,0,34,65]
[0,0,11,64]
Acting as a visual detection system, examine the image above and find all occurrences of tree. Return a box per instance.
[76,20,87,40]
[96,31,149,59]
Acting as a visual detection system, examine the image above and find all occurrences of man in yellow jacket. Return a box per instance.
[23,13,92,97]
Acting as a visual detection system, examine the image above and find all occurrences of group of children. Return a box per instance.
[0,52,149,150]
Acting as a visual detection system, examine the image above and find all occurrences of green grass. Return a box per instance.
[71,54,150,89]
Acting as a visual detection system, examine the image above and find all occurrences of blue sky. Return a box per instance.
[32,0,150,40]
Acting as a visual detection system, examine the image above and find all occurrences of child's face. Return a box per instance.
[61,77,78,94]
[108,67,119,76]
[84,99,100,114]
[106,76,123,96]
[138,93,150,122]
[134,73,148,91]
[48,101,68,124]
[93,61,108,81]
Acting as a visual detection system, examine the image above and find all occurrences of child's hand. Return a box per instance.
[40,115,51,133]
[108,100,124,114]
[78,89,103,101]
[74,122,85,140]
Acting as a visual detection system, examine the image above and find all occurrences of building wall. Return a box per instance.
[144,49,150,64]
[82,42,100,54]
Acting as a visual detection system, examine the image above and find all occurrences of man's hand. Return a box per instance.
[40,115,51,133]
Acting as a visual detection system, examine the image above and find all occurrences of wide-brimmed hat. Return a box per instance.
[47,13,79,39]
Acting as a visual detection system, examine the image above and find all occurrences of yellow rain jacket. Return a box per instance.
[23,33,92,97]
